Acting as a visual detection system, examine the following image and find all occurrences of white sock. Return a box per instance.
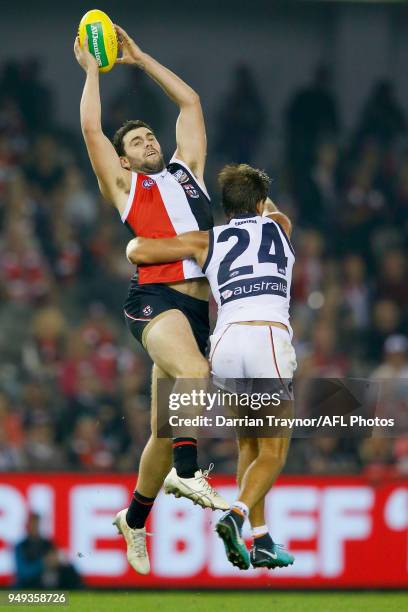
[252,524,269,538]
[231,500,249,517]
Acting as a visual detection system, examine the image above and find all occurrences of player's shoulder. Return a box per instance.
[167,159,190,179]
[167,155,211,200]
[167,155,197,182]
[264,212,293,239]
[211,220,231,235]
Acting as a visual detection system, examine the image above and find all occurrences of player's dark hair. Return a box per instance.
[218,164,271,217]
[112,120,154,156]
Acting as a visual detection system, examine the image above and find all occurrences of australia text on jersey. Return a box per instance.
[220,275,288,305]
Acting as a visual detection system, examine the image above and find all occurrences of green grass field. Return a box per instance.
[3,591,406,612]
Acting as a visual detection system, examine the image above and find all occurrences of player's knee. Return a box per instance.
[173,358,210,379]
[259,439,288,468]
[238,437,258,452]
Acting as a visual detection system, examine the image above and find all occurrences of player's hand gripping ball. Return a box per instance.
[78,9,117,73]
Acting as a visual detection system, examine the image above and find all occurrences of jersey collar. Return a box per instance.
[147,167,168,179]
[229,213,259,223]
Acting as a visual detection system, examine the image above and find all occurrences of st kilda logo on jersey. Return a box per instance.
[172,168,199,197]
[142,178,155,189]
[183,183,200,199]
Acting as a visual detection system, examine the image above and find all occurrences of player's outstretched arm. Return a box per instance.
[74,37,129,214]
[126,232,209,269]
[115,24,206,182]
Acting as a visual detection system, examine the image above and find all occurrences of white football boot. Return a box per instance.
[112,509,150,575]
[163,464,230,511]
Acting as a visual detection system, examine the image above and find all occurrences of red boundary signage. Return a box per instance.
[0,474,406,588]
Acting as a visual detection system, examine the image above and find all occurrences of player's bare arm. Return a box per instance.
[126,232,209,270]
[262,197,293,238]
[74,36,130,214]
[115,25,206,182]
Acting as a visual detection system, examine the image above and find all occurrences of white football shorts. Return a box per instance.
[209,323,297,381]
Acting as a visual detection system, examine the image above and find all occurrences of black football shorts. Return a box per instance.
[123,277,209,356]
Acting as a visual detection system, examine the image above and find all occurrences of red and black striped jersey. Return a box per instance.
[121,157,213,285]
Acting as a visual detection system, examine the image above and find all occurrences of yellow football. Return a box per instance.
[78,9,117,73]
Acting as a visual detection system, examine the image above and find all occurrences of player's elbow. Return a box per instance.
[183,90,200,107]
[126,238,145,265]
[190,91,200,105]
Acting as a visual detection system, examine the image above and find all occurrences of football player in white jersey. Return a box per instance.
[126,164,296,571]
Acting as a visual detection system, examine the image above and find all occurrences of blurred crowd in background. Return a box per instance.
[13,512,82,590]
[0,58,407,479]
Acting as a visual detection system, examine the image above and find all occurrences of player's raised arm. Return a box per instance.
[126,232,209,269]
[115,24,206,183]
[74,37,130,213]
[262,197,293,238]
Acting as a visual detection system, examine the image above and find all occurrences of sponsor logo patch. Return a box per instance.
[142,178,155,189]
[172,169,189,184]
[85,22,109,68]
[142,305,153,316]
[219,275,288,305]
[221,289,233,300]
[235,219,257,226]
